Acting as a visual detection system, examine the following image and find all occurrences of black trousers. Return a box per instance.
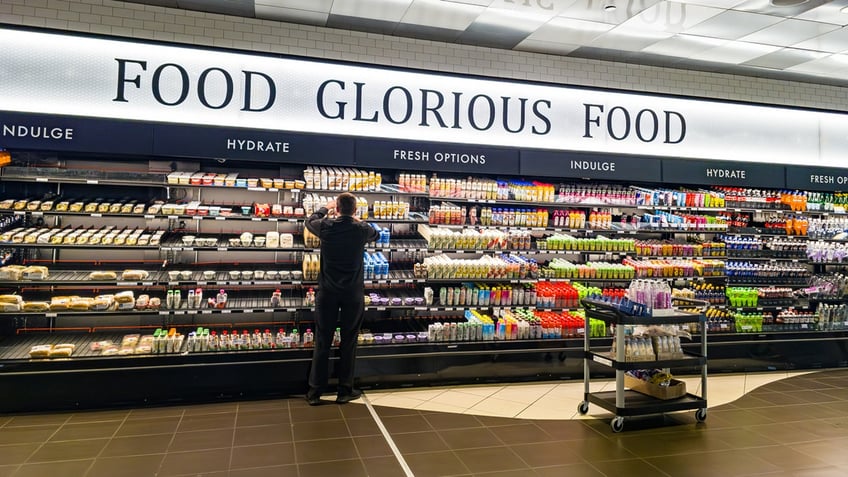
[307,288,364,398]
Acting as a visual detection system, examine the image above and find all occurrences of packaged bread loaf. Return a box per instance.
[49,296,77,311]
[114,290,134,304]
[29,345,52,358]
[91,294,115,311]
[0,199,13,209]
[22,301,49,312]
[109,203,122,213]
[40,201,53,211]
[55,201,69,211]
[26,200,41,211]
[0,265,26,280]
[0,294,24,305]
[70,201,84,212]
[98,203,111,213]
[69,297,92,311]
[13,199,27,210]
[22,266,49,280]
[49,345,74,358]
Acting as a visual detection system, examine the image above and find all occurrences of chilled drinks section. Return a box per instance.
[3,157,848,410]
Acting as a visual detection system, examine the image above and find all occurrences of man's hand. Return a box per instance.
[325,199,336,211]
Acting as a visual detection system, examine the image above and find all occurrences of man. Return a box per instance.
[304,192,379,405]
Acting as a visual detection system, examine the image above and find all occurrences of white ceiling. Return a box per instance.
[127,0,848,86]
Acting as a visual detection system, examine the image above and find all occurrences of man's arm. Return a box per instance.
[305,199,336,237]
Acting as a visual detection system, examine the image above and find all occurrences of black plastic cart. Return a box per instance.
[579,298,708,432]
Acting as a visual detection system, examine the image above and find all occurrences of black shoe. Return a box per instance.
[336,389,362,404]
[306,395,322,406]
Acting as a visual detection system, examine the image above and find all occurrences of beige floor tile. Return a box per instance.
[367,395,427,410]
[465,396,526,418]
[392,389,449,401]
[414,400,469,414]
[488,385,555,405]
[429,390,487,409]
[516,396,580,420]
[448,386,505,398]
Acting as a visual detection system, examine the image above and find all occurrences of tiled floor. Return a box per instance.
[0,369,845,476]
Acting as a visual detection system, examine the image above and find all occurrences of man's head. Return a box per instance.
[336,192,357,216]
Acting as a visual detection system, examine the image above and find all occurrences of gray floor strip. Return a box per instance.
[363,393,415,477]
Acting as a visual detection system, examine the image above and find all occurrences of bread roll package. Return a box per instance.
[0,294,24,305]
[29,345,52,358]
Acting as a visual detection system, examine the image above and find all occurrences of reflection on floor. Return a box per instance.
[0,369,844,477]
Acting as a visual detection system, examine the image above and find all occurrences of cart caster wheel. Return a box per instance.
[611,417,624,433]
[695,408,707,423]
[577,402,589,415]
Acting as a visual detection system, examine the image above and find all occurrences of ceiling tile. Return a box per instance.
[400,0,484,30]
[642,33,727,57]
[254,0,333,12]
[673,0,745,7]
[589,25,674,51]
[557,0,660,23]
[440,0,493,6]
[456,28,529,49]
[619,2,724,33]
[487,0,574,19]
[525,17,613,44]
[255,5,328,25]
[742,47,829,69]
[733,0,831,16]
[329,0,414,22]
[740,19,839,46]
[690,41,781,64]
[469,7,553,33]
[793,26,848,52]
[795,0,848,25]
[515,38,581,55]
[786,53,848,75]
[683,10,783,40]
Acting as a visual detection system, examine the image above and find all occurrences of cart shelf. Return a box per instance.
[586,350,706,370]
[587,391,707,417]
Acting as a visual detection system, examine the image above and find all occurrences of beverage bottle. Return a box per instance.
[303,328,314,347]
[290,328,300,347]
[333,327,341,346]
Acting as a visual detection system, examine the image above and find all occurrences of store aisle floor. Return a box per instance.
[0,369,846,477]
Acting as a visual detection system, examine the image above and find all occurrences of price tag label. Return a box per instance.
[91,213,102,218]
[742,325,753,330]
[168,215,178,220]
[801,324,809,329]
[391,279,400,284]
[168,281,178,286]
[159,311,169,316]
[292,280,301,285]
[269,188,279,192]
[286,308,296,312]
[263,309,274,313]
[217,247,228,252]
[197,281,207,286]
[193,216,203,221]
[13,211,24,216]
[248,187,265,192]
[251,217,261,222]
[144,215,155,219]
[376,306,387,311]
[142,282,153,286]
[201,310,212,315]
[117,281,134,286]
[32,211,43,217]
[174,311,185,315]
[36,177,48,182]
[86,179,98,184]
[45,312,57,318]
[222,310,232,314]
[414,306,427,310]
[578,328,585,334]
[215,216,226,221]
[377,280,387,284]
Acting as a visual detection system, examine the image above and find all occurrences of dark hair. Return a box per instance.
[337,192,357,216]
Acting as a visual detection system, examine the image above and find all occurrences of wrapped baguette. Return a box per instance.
[88,271,117,280]
[121,270,149,280]
[114,290,134,304]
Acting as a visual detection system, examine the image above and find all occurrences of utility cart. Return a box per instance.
[578,298,708,432]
